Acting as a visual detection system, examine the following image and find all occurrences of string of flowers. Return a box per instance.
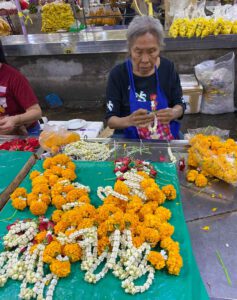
[4,154,183,298]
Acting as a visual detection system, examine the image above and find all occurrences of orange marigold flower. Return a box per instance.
[30,200,48,216]
[140,178,156,189]
[124,212,139,229]
[40,194,51,205]
[195,174,208,187]
[48,174,59,186]
[79,195,90,203]
[50,259,71,277]
[77,218,95,230]
[147,251,166,270]
[186,170,199,182]
[155,206,172,222]
[66,161,76,171]
[166,252,183,275]
[12,198,27,211]
[54,221,70,235]
[61,169,76,181]
[43,169,54,179]
[52,195,67,210]
[145,187,166,204]
[63,243,82,262]
[43,157,53,170]
[76,203,97,219]
[32,184,50,195]
[114,181,130,195]
[98,236,110,255]
[139,202,158,220]
[132,235,145,248]
[27,193,38,206]
[137,171,150,179]
[126,195,143,212]
[50,165,63,177]
[30,170,41,180]
[144,214,161,229]
[52,154,71,165]
[66,189,88,202]
[32,175,48,187]
[52,209,63,223]
[160,237,180,252]
[35,230,47,243]
[159,222,174,240]
[11,187,27,199]
[141,228,160,247]
[44,241,62,258]
[162,185,177,200]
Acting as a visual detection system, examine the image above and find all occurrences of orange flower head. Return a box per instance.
[52,195,67,210]
[195,174,208,187]
[11,187,27,199]
[147,251,166,270]
[186,170,199,182]
[50,259,71,277]
[162,185,177,200]
[155,206,172,222]
[63,243,82,262]
[30,200,48,216]
[61,169,77,181]
[52,209,64,223]
[12,198,27,211]
[30,170,41,180]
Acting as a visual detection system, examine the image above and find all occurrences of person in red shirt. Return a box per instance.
[0,41,42,135]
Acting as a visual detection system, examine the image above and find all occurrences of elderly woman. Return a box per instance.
[106,16,185,140]
[0,41,42,136]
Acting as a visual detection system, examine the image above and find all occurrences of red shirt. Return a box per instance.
[0,63,38,118]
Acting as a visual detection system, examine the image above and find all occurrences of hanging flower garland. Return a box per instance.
[4,154,183,299]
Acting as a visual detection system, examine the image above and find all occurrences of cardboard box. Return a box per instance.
[180,74,203,114]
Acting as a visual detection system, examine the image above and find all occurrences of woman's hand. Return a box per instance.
[0,116,18,134]
[156,106,183,125]
[128,109,154,127]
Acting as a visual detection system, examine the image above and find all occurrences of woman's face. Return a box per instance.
[130,32,160,76]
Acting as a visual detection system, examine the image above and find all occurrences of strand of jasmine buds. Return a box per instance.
[107,229,120,269]
[34,273,53,300]
[130,189,147,201]
[73,182,91,193]
[81,244,94,271]
[122,265,155,294]
[123,172,144,182]
[62,201,85,211]
[84,251,109,283]
[124,180,141,190]
[97,186,128,201]
[45,275,58,300]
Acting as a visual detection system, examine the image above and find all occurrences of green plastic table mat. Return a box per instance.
[0,161,209,300]
[0,150,33,194]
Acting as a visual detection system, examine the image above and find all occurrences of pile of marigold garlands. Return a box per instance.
[186,134,237,187]
[5,154,183,299]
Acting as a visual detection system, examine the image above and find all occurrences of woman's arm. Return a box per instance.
[0,104,42,134]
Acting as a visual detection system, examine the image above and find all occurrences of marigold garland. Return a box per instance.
[6,155,184,298]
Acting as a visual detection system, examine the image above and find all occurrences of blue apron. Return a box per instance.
[27,122,40,136]
[124,59,180,139]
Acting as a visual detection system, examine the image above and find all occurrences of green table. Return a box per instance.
[0,151,34,209]
[0,160,209,300]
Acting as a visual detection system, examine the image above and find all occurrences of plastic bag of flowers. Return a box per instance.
[187,134,237,186]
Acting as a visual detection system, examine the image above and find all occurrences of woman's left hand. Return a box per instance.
[0,116,18,134]
[156,108,175,125]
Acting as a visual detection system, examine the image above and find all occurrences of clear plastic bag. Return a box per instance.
[39,124,80,154]
[195,52,235,114]
[186,126,230,140]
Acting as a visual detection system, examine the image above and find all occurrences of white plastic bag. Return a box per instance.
[195,52,235,114]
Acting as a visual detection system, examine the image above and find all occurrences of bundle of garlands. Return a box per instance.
[186,134,237,187]
[3,154,183,299]
[169,17,237,38]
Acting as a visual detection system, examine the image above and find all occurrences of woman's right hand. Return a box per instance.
[128,109,154,127]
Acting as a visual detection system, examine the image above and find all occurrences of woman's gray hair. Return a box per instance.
[126,16,165,50]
